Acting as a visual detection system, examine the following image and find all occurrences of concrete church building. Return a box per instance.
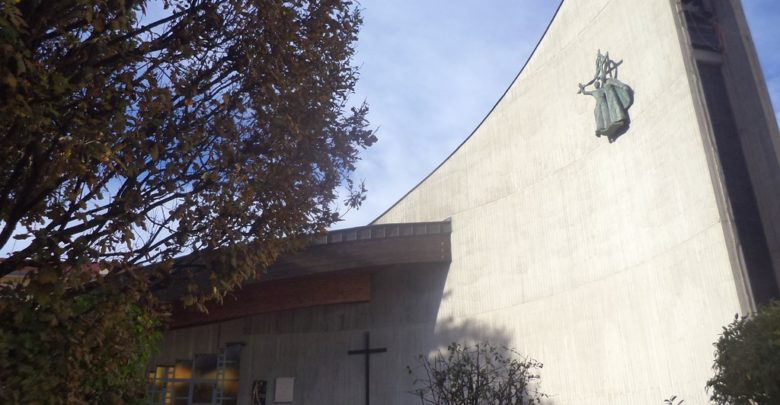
[148,0,780,404]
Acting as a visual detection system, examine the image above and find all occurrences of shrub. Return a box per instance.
[706,300,780,404]
[407,342,545,405]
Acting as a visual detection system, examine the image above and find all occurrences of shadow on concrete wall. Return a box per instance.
[392,265,553,405]
[152,262,556,404]
[401,315,553,404]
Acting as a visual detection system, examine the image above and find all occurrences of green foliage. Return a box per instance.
[0,0,375,300]
[706,300,780,405]
[407,342,545,405]
[0,267,163,404]
[0,0,372,402]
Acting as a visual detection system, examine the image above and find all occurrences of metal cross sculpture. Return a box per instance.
[577,50,634,143]
[347,331,387,405]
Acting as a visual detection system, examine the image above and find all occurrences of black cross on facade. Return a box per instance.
[347,331,387,405]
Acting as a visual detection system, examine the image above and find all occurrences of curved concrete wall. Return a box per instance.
[375,1,744,403]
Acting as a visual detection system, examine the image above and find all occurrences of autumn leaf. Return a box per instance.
[0,0,373,401]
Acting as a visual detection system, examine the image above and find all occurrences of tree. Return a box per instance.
[0,270,162,404]
[0,0,374,402]
[407,342,546,405]
[706,300,780,405]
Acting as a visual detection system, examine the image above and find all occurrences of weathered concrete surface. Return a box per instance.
[373,0,778,403]
[155,264,465,405]
[152,1,780,403]
[709,0,780,301]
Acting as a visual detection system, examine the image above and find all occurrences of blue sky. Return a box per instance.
[2,1,776,257]
[335,0,780,229]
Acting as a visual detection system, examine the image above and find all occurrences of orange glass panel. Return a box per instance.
[174,360,192,379]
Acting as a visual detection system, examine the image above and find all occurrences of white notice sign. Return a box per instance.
[274,377,294,402]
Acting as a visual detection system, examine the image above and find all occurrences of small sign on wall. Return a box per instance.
[274,377,295,403]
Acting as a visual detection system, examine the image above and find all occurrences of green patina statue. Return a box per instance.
[578,50,634,143]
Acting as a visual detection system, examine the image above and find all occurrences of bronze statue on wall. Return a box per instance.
[578,50,634,143]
